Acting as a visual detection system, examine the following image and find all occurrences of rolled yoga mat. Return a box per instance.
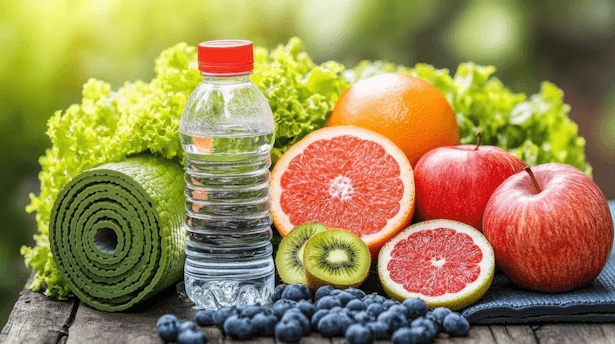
[49,155,186,311]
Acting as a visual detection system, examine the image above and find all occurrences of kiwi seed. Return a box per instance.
[275,222,328,284]
[303,229,371,289]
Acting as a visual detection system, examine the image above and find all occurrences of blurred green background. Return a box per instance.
[2,0,614,328]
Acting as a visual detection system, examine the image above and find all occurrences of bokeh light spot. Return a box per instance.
[444,1,526,66]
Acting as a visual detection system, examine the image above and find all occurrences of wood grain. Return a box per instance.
[437,325,497,344]
[65,283,191,344]
[299,333,332,344]
[0,288,77,344]
[489,325,538,344]
[6,281,615,343]
[534,323,613,344]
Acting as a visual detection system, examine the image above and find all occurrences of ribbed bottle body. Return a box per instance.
[180,74,275,310]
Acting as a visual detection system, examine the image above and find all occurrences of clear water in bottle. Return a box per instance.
[180,40,276,310]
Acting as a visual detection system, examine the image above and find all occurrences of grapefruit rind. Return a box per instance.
[378,219,495,311]
[270,126,415,257]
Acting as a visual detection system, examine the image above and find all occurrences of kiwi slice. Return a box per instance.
[275,222,328,284]
[303,229,371,289]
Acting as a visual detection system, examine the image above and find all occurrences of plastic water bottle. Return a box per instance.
[179,40,275,310]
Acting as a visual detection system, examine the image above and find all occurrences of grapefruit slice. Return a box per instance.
[378,219,495,310]
[270,126,415,257]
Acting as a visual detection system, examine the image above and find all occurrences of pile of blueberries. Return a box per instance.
[157,283,470,344]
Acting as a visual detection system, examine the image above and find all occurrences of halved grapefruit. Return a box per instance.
[270,126,415,257]
[378,219,495,311]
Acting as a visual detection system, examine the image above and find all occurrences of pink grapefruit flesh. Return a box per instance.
[378,219,494,310]
[271,126,415,257]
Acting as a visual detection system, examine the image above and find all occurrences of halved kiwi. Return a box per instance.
[275,222,328,284]
[303,229,371,289]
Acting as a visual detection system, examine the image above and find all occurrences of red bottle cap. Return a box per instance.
[198,40,253,74]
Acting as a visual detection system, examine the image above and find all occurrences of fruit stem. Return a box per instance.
[525,166,542,193]
[473,132,482,151]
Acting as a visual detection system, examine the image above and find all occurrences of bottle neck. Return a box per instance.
[200,71,252,84]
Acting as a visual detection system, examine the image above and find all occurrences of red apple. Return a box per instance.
[414,133,525,231]
[482,163,614,292]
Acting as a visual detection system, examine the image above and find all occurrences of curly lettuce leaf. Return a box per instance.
[346,61,592,176]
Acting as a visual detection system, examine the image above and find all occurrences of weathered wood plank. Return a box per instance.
[225,334,274,344]
[9,281,615,344]
[202,326,225,344]
[437,325,496,344]
[534,324,611,344]
[330,337,346,344]
[65,282,192,344]
[0,287,77,344]
[299,332,332,344]
[488,325,538,344]
[599,323,615,343]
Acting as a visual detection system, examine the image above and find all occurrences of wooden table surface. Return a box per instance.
[3,277,615,344]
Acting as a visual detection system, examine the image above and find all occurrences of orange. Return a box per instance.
[270,126,415,258]
[327,73,459,166]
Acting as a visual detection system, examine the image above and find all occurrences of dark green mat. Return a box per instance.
[49,155,186,311]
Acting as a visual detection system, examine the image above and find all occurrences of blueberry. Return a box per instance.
[362,293,386,306]
[402,298,428,319]
[157,314,179,327]
[239,304,268,318]
[179,321,198,332]
[317,312,353,337]
[411,316,439,338]
[426,307,452,328]
[344,287,367,300]
[235,304,250,313]
[213,307,237,329]
[442,313,470,337]
[156,314,179,342]
[338,312,355,331]
[273,284,287,302]
[383,299,399,309]
[275,320,303,343]
[346,299,367,312]
[391,326,430,344]
[176,328,207,344]
[311,309,330,330]
[366,303,386,317]
[329,306,351,316]
[272,299,297,319]
[334,291,356,306]
[388,304,409,318]
[345,323,374,344]
[316,296,342,310]
[223,315,253,340]
[195,309,214,326]
[280,308,311,335]
[296,299,316,319]
[328,289,342,297]
[366,321,389,340]
[281,283,312,301]
[314,285,336,303]
[252,313,277,336]
[353,311,374,324]
[377,310,409,334]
